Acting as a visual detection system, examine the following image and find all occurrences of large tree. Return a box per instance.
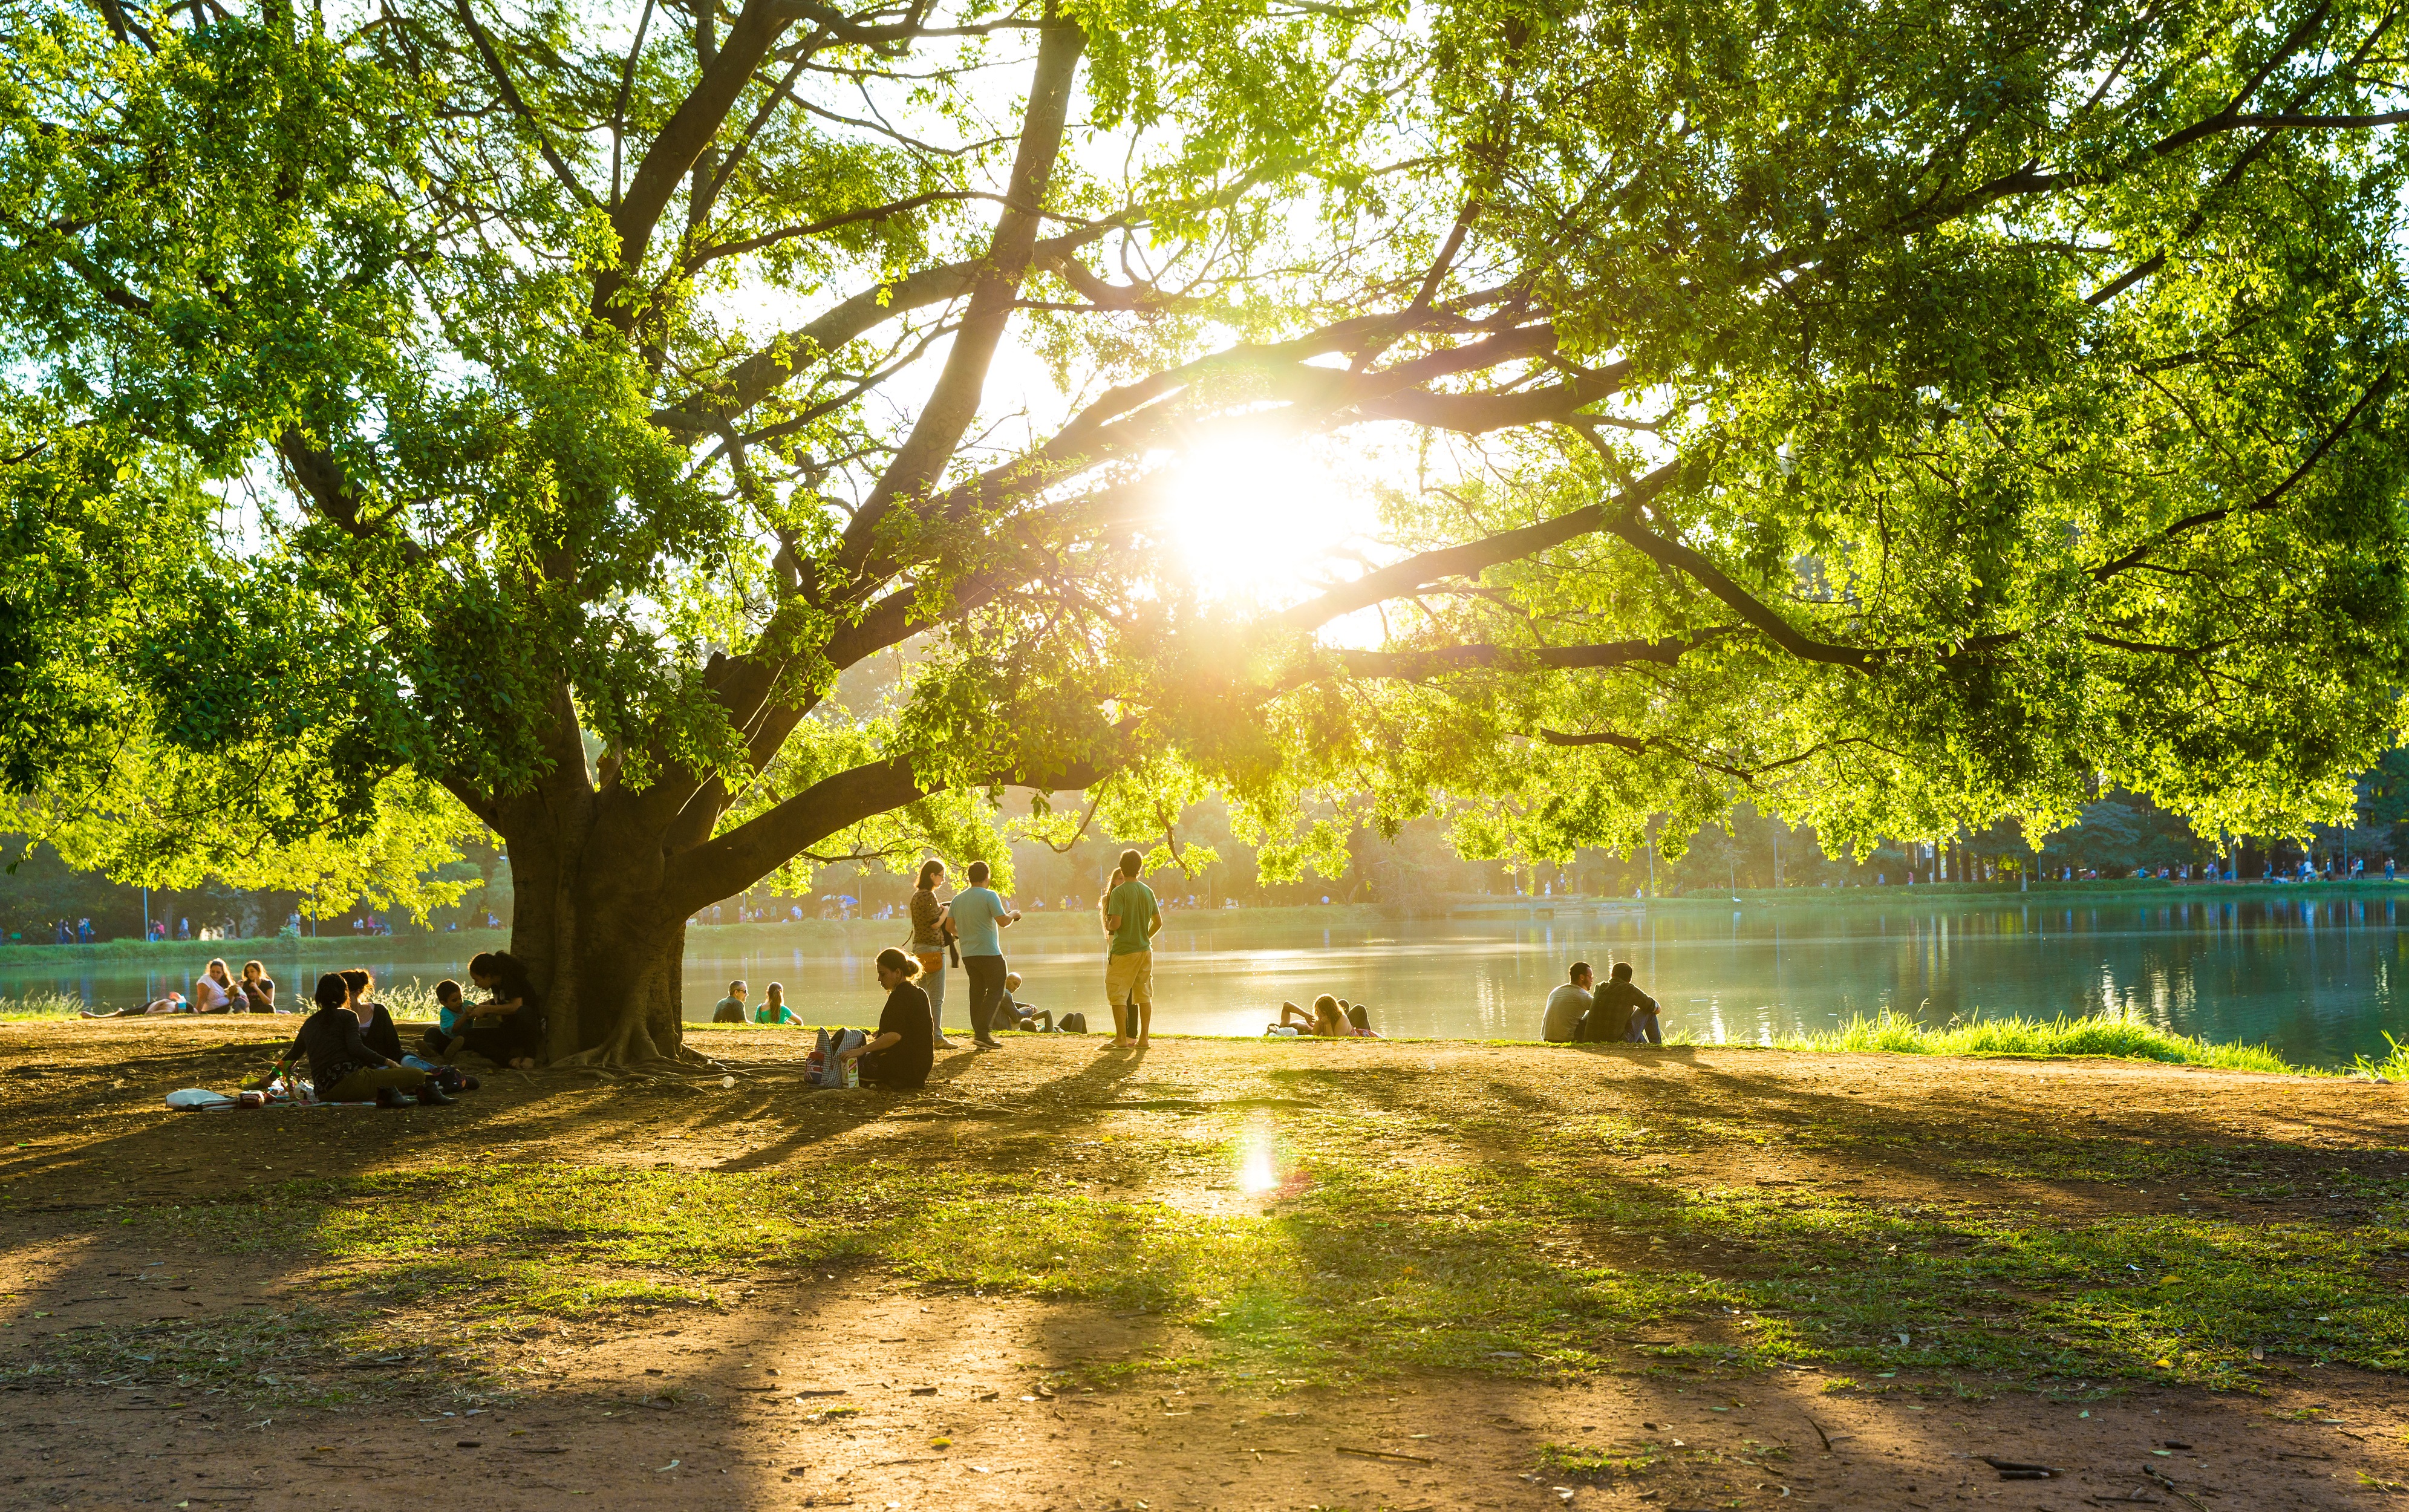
[6,0,2408,1060]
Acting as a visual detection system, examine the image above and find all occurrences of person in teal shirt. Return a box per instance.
[948,859,1022,1047]
[1101,848,1161,1046]
[753,982,800,1025]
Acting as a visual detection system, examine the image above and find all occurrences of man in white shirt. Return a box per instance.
[1542,962,1595,1043]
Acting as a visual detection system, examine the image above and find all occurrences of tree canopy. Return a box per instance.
[5,0,2407,1055]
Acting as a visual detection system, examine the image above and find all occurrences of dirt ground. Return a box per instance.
[2,1017,2405,1510]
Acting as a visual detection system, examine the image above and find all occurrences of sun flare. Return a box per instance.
[1164,436,1368,602]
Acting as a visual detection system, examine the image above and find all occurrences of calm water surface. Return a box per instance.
[11,895,2405,1066]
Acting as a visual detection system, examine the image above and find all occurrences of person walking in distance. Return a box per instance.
[1101,849,1162,1047]
[950,859,1023,1049]
[909,859,959,1049]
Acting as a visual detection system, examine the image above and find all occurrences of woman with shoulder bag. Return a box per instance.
[908,859,959,1049]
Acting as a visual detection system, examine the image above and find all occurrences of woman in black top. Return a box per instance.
[275,973,451,1106]
[842,948,934,1090]
[465,950,543,1069]
[337,969,409,1060]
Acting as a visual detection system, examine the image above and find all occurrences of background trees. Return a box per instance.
[7,0,2409,1057]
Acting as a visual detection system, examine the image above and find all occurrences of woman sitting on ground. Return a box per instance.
[81,991,186,1017]
[272,973,451,1106]
[754,982,800,1025]
[837,948,935,1090]
[337,969,410,1062]
[464,950,543,1069]
[236,960,276,1014]
[191,959,237,1014]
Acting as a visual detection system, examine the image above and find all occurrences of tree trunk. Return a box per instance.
[491,792,703,1067]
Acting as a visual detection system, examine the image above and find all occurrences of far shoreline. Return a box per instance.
[4,876,2401,968]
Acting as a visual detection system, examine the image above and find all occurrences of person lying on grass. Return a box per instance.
[1272,995,1377,1037]
[259,973,453,1107]
[990,972,1054,1032]
[81,991,187,1017]
[836,948,935,1090]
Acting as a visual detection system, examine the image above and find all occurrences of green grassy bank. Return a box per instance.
[28,1105,2409,1407]
[682,1005,2405,1078]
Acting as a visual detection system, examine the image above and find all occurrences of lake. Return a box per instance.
[10,893,2405,1066]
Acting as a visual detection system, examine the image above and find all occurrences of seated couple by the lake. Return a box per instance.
[1268,995,1381,1038]
[1542,960,1663,1044]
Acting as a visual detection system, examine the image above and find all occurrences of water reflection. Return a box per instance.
[7,894,2404,1067]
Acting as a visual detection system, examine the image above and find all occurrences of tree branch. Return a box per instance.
[1325,632,1729,681]
[833,17,1086,576]
[1276,457,1683,632]
[452,0,597,210]
[660,740,1115,915]
[2088,369,2392,581]
[596,0,797,330]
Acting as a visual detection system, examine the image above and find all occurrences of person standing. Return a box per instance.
[909,859,959,1049]
[1542,961,1594,1042]
[948,859,1022,1049]
[1101,849,1161,1047]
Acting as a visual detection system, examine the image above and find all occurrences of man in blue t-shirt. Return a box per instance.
[948,859,1022,1048]
[1102,849,1162,1046]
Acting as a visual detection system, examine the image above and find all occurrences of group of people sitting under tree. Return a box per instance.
[1542,959,1664,1044]
[250,952,543,1106]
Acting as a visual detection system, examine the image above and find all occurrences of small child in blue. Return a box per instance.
[414,979,506,1069]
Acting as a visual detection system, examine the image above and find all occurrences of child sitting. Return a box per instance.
[417,979,507,1073]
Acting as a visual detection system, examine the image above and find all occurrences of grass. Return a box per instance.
[2353,1033,2409,1082]
[0,991,93,1020]
[78,1109,2408,1406]
[1767,1008,2307,1074]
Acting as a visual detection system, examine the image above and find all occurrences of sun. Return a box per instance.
[1162,435,1369,602]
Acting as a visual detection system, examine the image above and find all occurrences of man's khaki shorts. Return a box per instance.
[1104,950,1153,1009]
